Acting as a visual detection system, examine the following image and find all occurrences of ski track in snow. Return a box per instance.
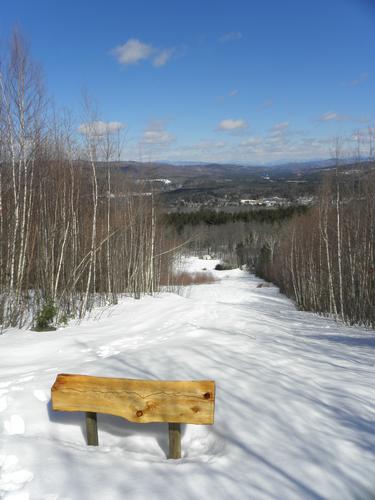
[0,257,374,499]
[0,454,33,499]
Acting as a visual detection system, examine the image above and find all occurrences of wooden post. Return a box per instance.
[168,423,181,459]
[86,412,99,446]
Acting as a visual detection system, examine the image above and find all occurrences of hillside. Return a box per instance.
[0,258,374,499]
[91,160,375,209]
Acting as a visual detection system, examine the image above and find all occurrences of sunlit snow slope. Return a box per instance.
[0,258,374,500]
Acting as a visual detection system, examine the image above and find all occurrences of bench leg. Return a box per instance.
[86,412,99,446]
[168,423,181,459]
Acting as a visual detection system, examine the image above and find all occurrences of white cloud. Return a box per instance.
[258,99,273,110]
[217,119,248,131]
[216,89,238,101]
[272,121,289,131]
[220,32,242,42]
[319,112,351,122]
[112,39,154,65]
[240,136,262,147]
[124,131,339,163]
[167,140,227,158]
[358,115,371,124]
[124,121,375,163]
[140,122,175,145]
[351,126,375,142]
[78,121,124,136]
[344,72,368,87]
[194,140,226,150]
[142,130,174,144]
[153,49,173,67]
[268,135,286,144]
[112,39,174,67]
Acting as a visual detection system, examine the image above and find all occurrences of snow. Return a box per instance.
[0,257,374,499]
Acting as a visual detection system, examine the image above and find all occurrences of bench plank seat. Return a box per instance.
[51,373,215,425]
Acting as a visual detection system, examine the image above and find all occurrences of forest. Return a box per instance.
[173,168,375,329]
[255,172,375,328]
[165,205,308,232]
[0,32,173,330]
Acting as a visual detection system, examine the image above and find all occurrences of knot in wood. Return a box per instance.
[203,392,211,399]
[136,410,143,417]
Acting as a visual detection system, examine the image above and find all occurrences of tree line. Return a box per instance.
[168,167,375,329]
[166,210,296,268]
[254,170,375,328]
[0,31,172,330]
[166,205,308,233]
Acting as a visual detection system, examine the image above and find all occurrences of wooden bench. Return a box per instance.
[51,373,215,459]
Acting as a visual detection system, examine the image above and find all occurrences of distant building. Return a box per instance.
[240,199,261,206]
[263,197,288,207]
[240,197,288,207]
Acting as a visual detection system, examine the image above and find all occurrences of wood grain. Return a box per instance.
[51,374,215,425]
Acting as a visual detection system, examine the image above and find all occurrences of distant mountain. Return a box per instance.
[82,158,374,181]
[264,157,374,169]
[97,161,265,183]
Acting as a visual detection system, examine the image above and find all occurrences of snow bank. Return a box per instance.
[0,258,374,499]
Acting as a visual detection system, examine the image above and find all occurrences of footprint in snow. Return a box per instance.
[96,346,120,358]
[4,415,25,435]
[33,390,47,402]
[0,455,33,496]
[0,455,18,469]
[0,396,7,412]
[16,376,34,383]
[3,492,30,500]
[0,382,12,389]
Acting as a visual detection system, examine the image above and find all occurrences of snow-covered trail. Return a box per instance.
[0,258,374,500]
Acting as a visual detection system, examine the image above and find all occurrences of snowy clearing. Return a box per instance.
[0,258,374,500]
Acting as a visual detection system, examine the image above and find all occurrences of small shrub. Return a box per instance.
[215,262,234,271]
[33,301,57,331]
[58,313,68,325]
[160,271,217,286]
[256,282,272,288]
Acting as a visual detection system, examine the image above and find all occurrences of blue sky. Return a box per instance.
[2,0,375,163]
